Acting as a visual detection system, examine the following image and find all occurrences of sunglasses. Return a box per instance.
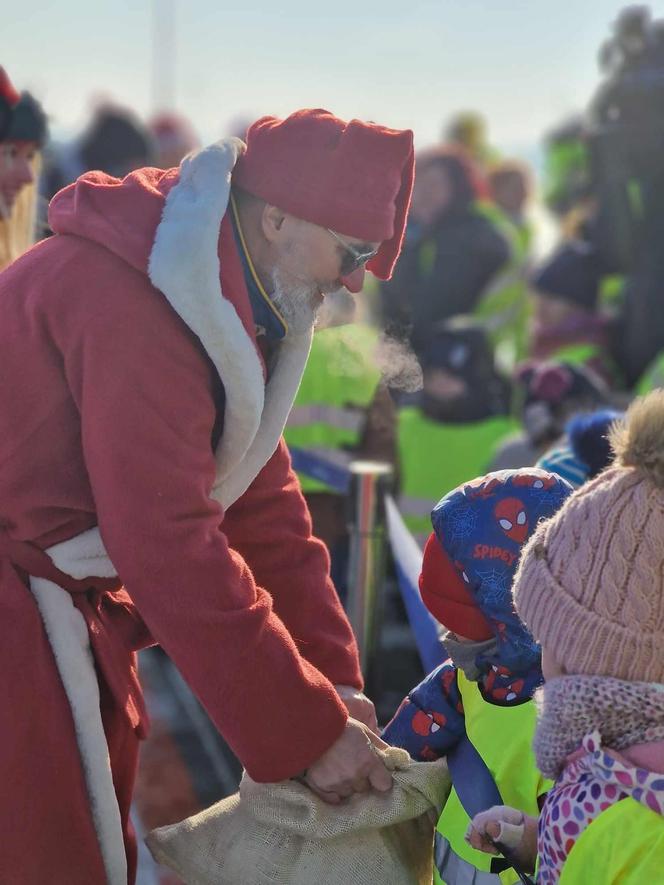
[326,228,379,277]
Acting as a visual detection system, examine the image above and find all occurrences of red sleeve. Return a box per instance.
[223,439,363,690]
[57,265,348,782]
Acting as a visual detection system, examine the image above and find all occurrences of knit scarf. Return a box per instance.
[533,675,664,779]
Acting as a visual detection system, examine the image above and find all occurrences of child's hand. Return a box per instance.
[465,805,538,872]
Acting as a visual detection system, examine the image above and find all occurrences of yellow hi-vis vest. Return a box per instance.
[474,203,532,374]
[284,324,381,493]
[433,671,550,885]
[637,351,664,395]
[559,797,664,884]
[397,408,518,547]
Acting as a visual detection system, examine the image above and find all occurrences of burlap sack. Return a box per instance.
[146,747,450,885]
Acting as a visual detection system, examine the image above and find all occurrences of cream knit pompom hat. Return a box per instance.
[513,390,664,682]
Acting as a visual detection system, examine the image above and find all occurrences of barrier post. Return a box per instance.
[346,460,394,697]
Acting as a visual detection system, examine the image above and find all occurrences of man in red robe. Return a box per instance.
[0,109,414,883]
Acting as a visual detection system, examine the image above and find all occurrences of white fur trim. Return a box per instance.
[215,326,312,505]
[148,139,314,510]
[29,144,316,878]
[30,528,126,885]
[148,139,265,495]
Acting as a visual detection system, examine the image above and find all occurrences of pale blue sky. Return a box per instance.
[5,0,664,155]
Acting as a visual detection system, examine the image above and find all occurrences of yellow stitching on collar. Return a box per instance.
[230,193,288,333]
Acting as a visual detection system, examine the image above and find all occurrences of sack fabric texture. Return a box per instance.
[146,747,450,884]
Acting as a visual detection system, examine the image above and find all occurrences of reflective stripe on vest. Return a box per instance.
[287,403,365,433]
[284,324,380,493]
[433,671,549,885]
[434,831,502,885]
[473,202,531,371]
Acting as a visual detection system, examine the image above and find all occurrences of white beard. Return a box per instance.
[270,266,320,335]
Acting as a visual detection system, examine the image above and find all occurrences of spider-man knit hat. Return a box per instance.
[426,469,572,674]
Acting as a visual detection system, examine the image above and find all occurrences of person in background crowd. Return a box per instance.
[469,392,664,883]
[444,110,500,170]
[148,111,200,169]
[380,146,509,359]
[490,360,612,471]
[0,108,413,884]
[0,86,48,270]
[476,162,535,371]
[284,291,396,603]
[541,116,592,229]
[536,408,622,489]
[0,66,19,140]
[43,103,155,199]
[529,240,615,382]
[384,468,572,884]
[396,320,517,546]
[488,160,534,251]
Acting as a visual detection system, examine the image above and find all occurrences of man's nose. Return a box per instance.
[341,266,366,294]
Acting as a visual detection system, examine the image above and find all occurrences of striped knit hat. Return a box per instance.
[513,390,664,683]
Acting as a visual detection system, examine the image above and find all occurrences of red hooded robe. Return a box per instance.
[0,140,362,882]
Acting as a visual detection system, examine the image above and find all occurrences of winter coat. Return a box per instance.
[383,470,572,882]
[0,141,361,883]
[380,207,509,354]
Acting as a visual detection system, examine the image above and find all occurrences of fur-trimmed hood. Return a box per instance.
[49,141,313,510]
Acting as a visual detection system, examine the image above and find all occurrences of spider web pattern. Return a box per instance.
[446,503,478,542]
[475,566,510,607]
[531,485,569,516]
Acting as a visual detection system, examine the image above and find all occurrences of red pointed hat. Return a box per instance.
[232,108,415,280]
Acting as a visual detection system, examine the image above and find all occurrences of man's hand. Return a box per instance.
[334,684,378,732]
[304,717,393,804]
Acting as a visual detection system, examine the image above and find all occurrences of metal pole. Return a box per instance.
[346,460,393,696]
[151,0,177,112]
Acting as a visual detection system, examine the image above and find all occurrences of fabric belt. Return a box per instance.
[0,524,148,735]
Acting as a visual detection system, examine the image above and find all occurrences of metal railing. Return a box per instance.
[345,459,394,697]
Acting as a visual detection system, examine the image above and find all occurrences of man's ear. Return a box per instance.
[261,203,287,243]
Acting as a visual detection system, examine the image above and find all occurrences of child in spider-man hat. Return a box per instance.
[383,468,572,885]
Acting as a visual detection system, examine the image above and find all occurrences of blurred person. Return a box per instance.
[536,407,623,490]
[0,65,19,140]
[541,116,592,224]
[444,110,499,170]
[488,160,534,251]
[529,240,616,382]
[396,321,517,545]
[490,361,612,471]
[148,111,200,169]
[380,146,510,359]
[284,293,396,604]
[226,114,253,140]
[476,163,536,371]
[0,108,414,883]
[469,392,664,883]
[0,90,48,269]
[384,469,572,884]
[43,103,155,198]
